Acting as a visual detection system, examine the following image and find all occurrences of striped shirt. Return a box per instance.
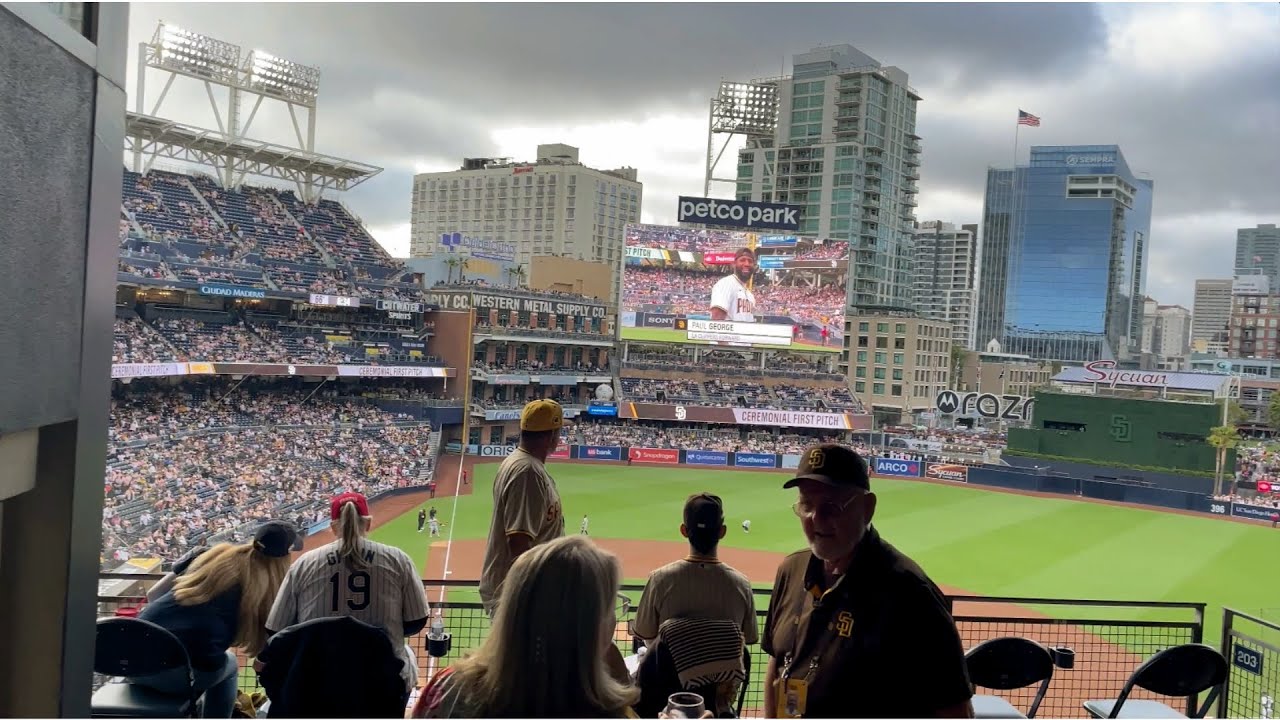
[633,557,758,644]
[267,537,429,690]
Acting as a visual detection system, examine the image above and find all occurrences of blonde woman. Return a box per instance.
[134,521,297,718]
[413,535,640,718]
[265,492,430,701]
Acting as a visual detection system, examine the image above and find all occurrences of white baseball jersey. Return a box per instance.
[267,537,429,690]
[710,274,756,322]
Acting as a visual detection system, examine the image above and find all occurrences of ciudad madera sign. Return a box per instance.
[935,390,1034,421]
[676,196,800,231]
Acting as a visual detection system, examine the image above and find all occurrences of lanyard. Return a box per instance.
[779,582,846,683]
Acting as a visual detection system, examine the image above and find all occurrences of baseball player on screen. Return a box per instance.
[710,247,757,322]
[266,492,429,698]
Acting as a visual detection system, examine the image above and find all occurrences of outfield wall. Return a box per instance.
[463,445,1275,523]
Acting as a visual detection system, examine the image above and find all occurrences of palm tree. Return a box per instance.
[1207,424,1240,496]
[949,345,966,390]
[511,265,527,288]
[443,256,460,284]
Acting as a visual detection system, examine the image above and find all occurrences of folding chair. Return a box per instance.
[1083,643,1227,719]
[90,617,201,718]
[965,637,1059,718]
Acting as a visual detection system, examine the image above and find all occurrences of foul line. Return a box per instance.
[423,453,465,689]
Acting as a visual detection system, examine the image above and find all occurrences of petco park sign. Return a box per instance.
[676,196,800,231]
[1083,361,1171,389]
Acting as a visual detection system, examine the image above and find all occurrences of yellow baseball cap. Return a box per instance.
[520,399,566,432]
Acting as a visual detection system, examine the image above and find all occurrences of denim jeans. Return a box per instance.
[130,650,239,718]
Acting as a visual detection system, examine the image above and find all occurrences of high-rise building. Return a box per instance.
[1229,290,1280,360]
[842,313,951,424]
[1153,304,1191,368]
[733,44,921,312]
[974,145,1153,363]
[1140,296,1158,355]
[410,144,641,301]
[1191,278,1233,355]
[1234,224,1280,286]
[912,221,975,348]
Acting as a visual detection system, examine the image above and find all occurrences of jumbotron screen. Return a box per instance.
[621,222,847,352]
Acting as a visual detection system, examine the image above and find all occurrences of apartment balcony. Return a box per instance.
[904,169,921,181]
[903,154,920,168]
[835,109,861,120]
[835,91,862,106]
[838,79,863,90]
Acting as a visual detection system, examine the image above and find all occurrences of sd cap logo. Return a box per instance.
[807,448,825,469]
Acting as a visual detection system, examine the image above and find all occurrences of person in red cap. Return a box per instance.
[265,492,430,699]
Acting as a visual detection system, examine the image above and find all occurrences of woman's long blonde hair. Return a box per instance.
[171,542,291,656]
[446,535,638,717]
[334,500,370,569]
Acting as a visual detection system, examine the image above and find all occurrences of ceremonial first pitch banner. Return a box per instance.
[619,402,871,430]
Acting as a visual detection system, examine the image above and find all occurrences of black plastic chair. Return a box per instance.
[965,637,1059,718]
[1083,643,1227,719]
[90,617,201,718]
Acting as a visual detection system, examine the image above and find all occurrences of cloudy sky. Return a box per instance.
[125,2,1278,308]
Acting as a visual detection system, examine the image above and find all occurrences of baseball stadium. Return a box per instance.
[5,10,1278,720]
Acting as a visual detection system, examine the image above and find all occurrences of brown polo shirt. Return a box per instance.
[762,526,973,718]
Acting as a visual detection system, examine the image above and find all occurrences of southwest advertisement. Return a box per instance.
[621,222,846,352]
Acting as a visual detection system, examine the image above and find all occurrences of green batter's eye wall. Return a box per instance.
[1008,391,1233,474]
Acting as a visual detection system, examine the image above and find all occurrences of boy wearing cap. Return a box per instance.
[632,493,757,646]
[761,444,973,718]
[709,248,757,322]
[478,399,567,616]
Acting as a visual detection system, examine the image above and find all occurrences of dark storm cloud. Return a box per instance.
[126,3,1277,307]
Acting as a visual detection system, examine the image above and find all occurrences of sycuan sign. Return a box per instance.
[1082,360,1171,389]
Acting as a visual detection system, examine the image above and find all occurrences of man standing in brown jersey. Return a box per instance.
[478,399,567,617]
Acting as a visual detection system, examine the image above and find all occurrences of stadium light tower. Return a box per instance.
[133,21,328,192]
[704,80,779,197]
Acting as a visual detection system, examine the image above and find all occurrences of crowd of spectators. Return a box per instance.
[112,318,176,364]
[473,359,608,374]
[573,420,848,455]
[111,313,443,367]
[118,259,171,279]
[104,381,434,563]
[620,375,862,412]
[1230,445,1280,509]
[794,241,849,260]
[624,267,842,331]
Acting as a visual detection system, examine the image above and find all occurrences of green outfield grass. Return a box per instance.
[619,325,841,353]
[371,462,1278,643]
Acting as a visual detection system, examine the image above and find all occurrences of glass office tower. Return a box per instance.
[975,145,1153,363]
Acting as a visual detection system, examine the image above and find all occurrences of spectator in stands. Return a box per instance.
[412,536,638,718]
[632,493,756,646]
[133,521,297,718]
[478,400,568,617]
[265,492,430,701]
[762,444,973,718]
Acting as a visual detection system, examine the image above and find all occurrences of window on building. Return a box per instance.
[896,323,907,333]
[857,351,868,362]
[873,383,885,395]
[891,384,902,397]
[858,336,869,348]
[858,321,869,332]
[874,368,886,380]
[893,352,904,365]
[855,366,867,378]
[874,352,887,364]
[876,337,888,349]
[855,381,866,393]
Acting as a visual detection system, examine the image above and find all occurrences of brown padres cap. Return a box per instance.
[684,492,725,531]
[783,443,871,491]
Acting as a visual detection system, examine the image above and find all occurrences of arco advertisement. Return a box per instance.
[873,457,922,478]
[629,447,679,464]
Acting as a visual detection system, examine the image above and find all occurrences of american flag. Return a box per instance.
[1017,110,1041,127]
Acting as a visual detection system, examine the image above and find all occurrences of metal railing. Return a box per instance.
[95,579,1210,718]
[1220,608,1280,719]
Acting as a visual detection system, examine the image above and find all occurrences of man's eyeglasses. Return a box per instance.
[792,493,862,519]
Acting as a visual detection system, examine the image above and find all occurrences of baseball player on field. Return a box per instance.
[429,516,441,537]
[266,492,430,698]
[580,514,589,536]
[742,519,751,533]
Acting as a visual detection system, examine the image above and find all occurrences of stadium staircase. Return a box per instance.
[422,428,443,483]
[264,192,337,268]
